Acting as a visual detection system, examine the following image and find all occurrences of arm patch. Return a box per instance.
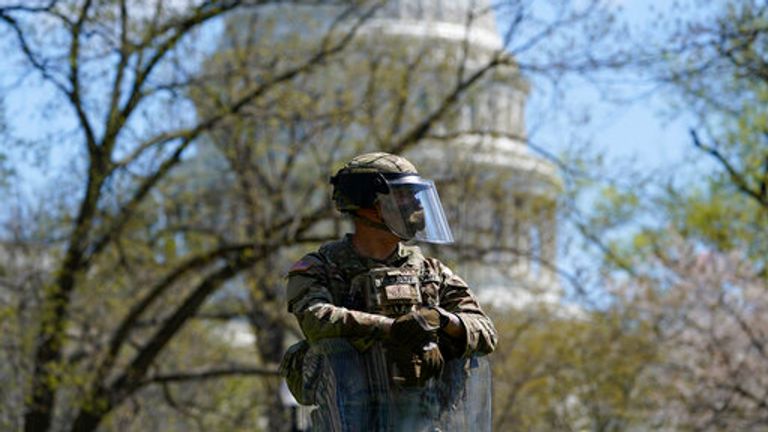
[286,254,326,277]
[289,258,314,274]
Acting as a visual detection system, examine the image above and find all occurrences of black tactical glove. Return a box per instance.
[389,307,441,349]
[386,342,445,387]
[419,343,444,382]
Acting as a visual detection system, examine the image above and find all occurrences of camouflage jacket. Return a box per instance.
[286,235,497,358]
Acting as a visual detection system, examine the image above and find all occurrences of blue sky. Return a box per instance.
[589,1,692,165]
[525,0,698,171]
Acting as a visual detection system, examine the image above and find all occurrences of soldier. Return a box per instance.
[281,152,497,431]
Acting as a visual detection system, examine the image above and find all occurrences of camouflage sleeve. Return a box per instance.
[430,258,497,357]
[286,254,392,343]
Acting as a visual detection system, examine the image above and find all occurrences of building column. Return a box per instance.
[540,203,558,286]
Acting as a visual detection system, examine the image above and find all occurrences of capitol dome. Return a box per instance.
[370,0,500,49]
[217,0,562,304]
[377,0,495,25]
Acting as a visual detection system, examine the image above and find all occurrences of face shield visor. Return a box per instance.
[376,175,454,244]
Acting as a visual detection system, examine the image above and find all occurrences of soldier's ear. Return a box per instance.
[355,206,383,223]
[372,202,385,221]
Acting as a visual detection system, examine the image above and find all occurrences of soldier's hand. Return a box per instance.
[420,342,444,381]
[386,342,444,387]
[389,307,441,349]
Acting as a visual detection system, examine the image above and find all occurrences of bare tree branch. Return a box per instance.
[67,0,98,156]
[691,129,768,209]
[390,54,509,153]
[87,2,381,266]
[144,365,280,385]
[0,8,69,93]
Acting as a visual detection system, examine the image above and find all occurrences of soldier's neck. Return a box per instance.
[351,224,400,261]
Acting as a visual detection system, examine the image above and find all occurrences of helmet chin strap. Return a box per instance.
[351,213,410,240]
[351,212,391,232]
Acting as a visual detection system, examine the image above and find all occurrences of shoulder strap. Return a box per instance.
[318,239,370,282]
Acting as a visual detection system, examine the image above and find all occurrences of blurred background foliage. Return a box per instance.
[0,0,766,431]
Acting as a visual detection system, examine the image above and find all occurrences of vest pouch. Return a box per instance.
[279,339,313,405]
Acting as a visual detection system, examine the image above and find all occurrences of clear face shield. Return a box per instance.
[376,175,455,244]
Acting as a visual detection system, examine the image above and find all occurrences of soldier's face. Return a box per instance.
[391,188,426,232]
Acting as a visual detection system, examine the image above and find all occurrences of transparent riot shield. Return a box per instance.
[301,338,492,432]
[303,338,390,431]
[434,355,493,432]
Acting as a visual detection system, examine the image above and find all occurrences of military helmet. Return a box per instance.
[330,152,455,244]
[330,152,418,212]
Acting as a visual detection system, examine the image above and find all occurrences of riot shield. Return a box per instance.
[300,338,492,432]
[434,355,493,432]
[303,338,390,431]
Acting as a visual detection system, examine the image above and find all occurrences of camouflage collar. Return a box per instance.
[342,234,418,268]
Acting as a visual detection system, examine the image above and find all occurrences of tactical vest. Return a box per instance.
[314,240,442,315]
[281,240,445,402]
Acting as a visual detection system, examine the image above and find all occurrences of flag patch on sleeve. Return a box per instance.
[288,258,314,274]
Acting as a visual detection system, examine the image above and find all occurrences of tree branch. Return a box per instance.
[72,245,270,430]
[691,129,768,209]
[390,54,509,154]
[67,0,98,156]
[144,365,279,385]
[103,0,130,144]
[108,1,246,149]
[0,8,69,94]
[86,2,380,265]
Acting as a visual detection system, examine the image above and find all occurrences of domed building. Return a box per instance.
[207,0,562,307]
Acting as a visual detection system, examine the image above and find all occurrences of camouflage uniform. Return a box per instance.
[288,236,496,355]
[286,235,497,430]
[282,152,496,431]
